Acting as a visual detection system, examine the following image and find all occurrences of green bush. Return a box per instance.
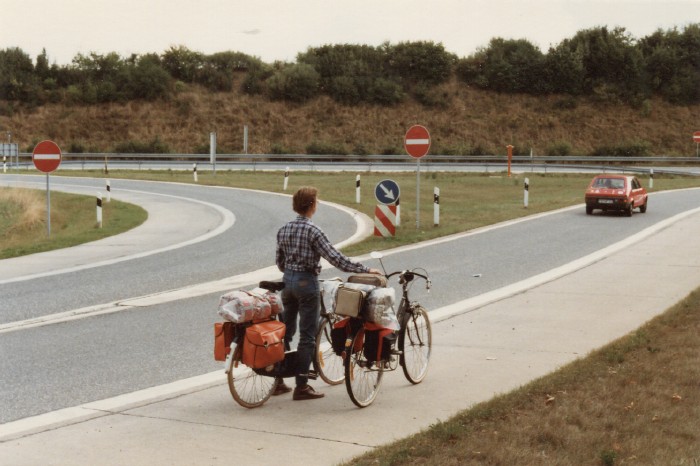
[546,141,573,156]
[267,63,320,102]
[591,140,651,157]
[305,140,348,155]
[369,78,404,105]
[114,137,171,154]
[270,143,292,155]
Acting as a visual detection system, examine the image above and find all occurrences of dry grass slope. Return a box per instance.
[3,76,699,156]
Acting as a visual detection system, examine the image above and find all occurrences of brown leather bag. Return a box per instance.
[242,320,286,369]
[334,286,367,317]
[347,273,387,287]
[214,322,235,361]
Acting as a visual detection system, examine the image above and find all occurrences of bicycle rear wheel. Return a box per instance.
[314,316,345,385]
[344,330,383,408]
[227,346,277,408]
[399,303,432,384]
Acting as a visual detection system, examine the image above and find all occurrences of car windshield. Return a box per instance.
[593,178,625,189]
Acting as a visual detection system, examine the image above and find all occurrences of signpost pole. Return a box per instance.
[416,158,420,229]
[46,173,51,236]
[404,125,430,230]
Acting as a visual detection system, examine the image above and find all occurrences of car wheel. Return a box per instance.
[626,203,633,217]
[640,199,647,213]
[586,205,593,215]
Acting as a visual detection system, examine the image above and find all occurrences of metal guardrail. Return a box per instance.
[8,152,700,164]
[5,153,700,176]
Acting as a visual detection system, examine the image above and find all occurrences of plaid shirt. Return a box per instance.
[276,216,369,275]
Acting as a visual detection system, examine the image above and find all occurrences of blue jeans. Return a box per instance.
[281,270,320,387]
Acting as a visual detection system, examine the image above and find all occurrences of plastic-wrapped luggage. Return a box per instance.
[217,288,282,323]
[364,287,398,330]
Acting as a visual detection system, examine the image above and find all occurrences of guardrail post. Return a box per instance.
[433,187,440,226]
[395,196,400,226]
[649,169,654,189]
[524,178,529,208]
[96,192,103,228]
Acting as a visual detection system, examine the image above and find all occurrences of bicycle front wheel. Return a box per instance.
[399,303,432,384]
[344,330,383,408]
[227,346,277,408]
[314,316,345,385]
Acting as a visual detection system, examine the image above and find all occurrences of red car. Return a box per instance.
[585,175,648,216]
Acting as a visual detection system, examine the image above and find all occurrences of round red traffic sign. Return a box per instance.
[404,125,431,158]
[32,140,62,173]
[694,131,700,143]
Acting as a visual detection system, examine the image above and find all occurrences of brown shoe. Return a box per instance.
[272,381,292,396]
[293,384,325,401]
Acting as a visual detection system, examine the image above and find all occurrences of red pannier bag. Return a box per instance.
[242,320,286,369]
[330,317,364,355]
[362,322,397,362]
[214,322,234,361]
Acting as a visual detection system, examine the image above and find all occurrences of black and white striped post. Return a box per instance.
[96,192,103,228]
[649,169,654,189]
[106,179,111,202]
[433,187,440,226]
[283,167,289,190]
[193,163,198,183]
[395,196,401,226]
[524,178,529,208]
[356,174,361,203]
[103,156,108,175]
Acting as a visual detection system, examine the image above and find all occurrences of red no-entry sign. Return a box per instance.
[32,140,62,173]
[404,125,431,158]
[693,131,700,143]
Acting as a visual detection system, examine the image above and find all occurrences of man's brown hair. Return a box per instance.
[293,186,318,215]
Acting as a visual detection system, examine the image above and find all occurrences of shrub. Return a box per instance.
[267,63,320,102]
[413,84,449,108]
[305,140,348,155]
[369,78,404,105]
[270,143,292,155]
[546,141,573,156]
[114,137,171,154]
[591,140,651,157]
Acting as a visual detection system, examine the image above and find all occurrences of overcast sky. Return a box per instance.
[2,0,699,65]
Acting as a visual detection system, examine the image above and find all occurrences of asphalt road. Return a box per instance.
[1,176,699,424]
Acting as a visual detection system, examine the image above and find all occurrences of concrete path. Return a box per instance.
[1,208,699,465]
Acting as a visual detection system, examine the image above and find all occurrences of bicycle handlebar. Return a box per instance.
[385,269,431,290]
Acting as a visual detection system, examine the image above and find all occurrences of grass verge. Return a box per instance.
[342,289,700,465]
[0,186,147,259]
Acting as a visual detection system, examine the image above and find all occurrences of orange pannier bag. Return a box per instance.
[214,322,235,361]
[241,320,286,369]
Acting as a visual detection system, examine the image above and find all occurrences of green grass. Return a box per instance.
[0,186,147,259]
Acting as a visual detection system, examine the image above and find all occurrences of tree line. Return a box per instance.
[1,24,698,109]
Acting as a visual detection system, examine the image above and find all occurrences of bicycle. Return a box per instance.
[224,279,343,408]
[343,251,432,408]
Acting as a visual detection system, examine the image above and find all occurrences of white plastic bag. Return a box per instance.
[217,288,282,323]
[364,287,399,330]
